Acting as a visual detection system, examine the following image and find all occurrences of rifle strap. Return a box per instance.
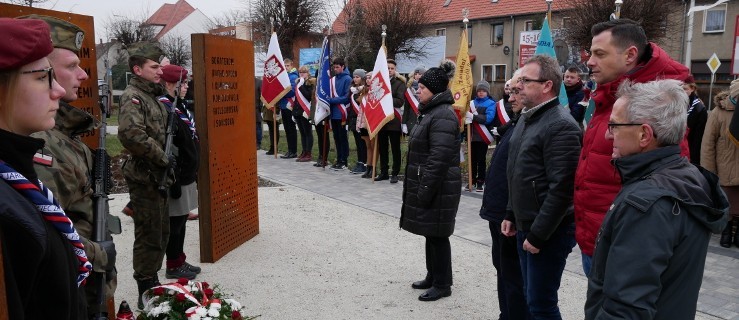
[0,160,92,286]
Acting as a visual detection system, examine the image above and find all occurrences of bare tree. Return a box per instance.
[159,35,191,67]
[207,9,251,29]
[5,0,50,7]
[331,0,434,68]
[562,0,682,50]
[104,14,157,46]
[251,0,327,58]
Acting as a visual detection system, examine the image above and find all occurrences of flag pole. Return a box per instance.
[270,18,279,159]
[462,10,474,192]
[373,25,388,182]
[322,119,328,169]
[545,0,553,24]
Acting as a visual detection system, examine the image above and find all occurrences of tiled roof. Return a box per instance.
[332,0,576,34]
[144,0,196,39]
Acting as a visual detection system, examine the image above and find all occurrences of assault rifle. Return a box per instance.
[158,70,184,197]
[91,64,115,320]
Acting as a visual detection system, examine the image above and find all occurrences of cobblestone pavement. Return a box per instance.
[257,150,739,320]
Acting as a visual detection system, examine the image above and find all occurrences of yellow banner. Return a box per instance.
[450,28,473,128]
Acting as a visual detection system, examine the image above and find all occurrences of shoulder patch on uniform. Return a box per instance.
[33,153,53,166]
[132,98,140,105]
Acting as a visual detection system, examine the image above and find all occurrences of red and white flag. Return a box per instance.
[260,32,292,109]
[363,47,394,139]
[404,88,420,116]
[496,99,510,126]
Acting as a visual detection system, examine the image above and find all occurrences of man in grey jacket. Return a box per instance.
[501,54,582,319]
[584,79,729,320]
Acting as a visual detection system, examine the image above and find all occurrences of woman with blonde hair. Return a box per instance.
[0,18,89,318]
[294,65,315,162]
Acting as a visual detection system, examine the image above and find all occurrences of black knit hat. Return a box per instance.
[419,60,456,95]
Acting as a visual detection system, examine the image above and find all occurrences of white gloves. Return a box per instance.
[492,127,499,136]
[402,124,408,134]
[275,112,282,121]
[465,111,474,124]
[350,86,358,94]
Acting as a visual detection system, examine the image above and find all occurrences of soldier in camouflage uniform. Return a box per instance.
[117,42,173,309]
[25,15,119,319]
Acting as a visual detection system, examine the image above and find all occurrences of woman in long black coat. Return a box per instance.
[400,61,461,301]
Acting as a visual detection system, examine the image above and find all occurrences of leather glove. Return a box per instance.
[402,124,408,135]
[465,111,474,124]
[170,182,182,199]
[97,240,116,272]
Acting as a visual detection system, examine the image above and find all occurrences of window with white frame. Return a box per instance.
[494,64,507,82]
[703,4,726,33]
[525,20,534,31]
[436,28,446,36]
[491,23,504,45]
[482,65,493,82]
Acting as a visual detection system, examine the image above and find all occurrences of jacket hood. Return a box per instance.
[419,90,454,113]
[335,68,350,79]
[474,96,493,105]
[54,102,99,136]
[614,146,729,233]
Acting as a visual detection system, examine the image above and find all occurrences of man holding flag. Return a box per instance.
[327,58,352,170]
[376,59,407,183]
[260,31,293,158]
[277,58,299,159]
[313,37,332,167]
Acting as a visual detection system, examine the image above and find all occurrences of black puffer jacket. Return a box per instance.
[506,98,582,248]
[400,90,461,237]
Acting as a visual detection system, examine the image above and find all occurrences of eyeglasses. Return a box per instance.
[607,122,643,133]
[22,67,55,89]
[517,78,549,84]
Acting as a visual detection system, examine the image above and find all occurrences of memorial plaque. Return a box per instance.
[192,34,258,262]
[0,4,101,148]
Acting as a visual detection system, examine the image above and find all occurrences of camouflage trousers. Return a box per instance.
[127,180,169,280]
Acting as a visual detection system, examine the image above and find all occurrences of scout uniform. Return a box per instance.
[23,15,119,318]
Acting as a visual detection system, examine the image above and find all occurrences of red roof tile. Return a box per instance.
[332,0,576,34]
[145,0,196,39]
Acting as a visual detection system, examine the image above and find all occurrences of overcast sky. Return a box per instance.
[23,0,342,42]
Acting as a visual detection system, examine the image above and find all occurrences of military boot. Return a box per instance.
[137,277,160,310]
[720,220,734,248]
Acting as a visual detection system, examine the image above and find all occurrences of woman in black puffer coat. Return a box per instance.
[400,61,461,302]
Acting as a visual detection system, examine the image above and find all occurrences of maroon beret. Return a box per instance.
[0,18,53,71]
[161,64,188,83]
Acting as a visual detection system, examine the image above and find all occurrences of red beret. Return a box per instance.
[0,18,53,71]
[161,64,188,83]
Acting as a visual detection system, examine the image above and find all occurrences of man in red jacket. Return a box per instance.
[575,19,690,276]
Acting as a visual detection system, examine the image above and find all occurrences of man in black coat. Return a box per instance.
[501,55,582,319]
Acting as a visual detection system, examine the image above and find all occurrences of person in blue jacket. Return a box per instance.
[464,80,497,191]
[277,58,299,158]
[327,57,352,170]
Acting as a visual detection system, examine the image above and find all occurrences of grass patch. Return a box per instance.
[105,135,123,157]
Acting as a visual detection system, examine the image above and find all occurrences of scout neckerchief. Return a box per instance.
[159,96,199,142]
[0,160,92,286]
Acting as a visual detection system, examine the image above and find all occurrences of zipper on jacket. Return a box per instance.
[532,180,540,208]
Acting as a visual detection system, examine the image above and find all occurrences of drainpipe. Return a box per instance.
[510,15,515,79]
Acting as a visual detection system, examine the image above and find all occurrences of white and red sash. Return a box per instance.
[295,78,311,117]
[404,88,420,116]
[350,93,362,114]
[394,107,403,123]
[330,77,348,122]
[496,99,510,126]
[470,101,494,145]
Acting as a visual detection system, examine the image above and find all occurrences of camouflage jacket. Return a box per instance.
[118,76,171,186]
[31,102,111,271]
